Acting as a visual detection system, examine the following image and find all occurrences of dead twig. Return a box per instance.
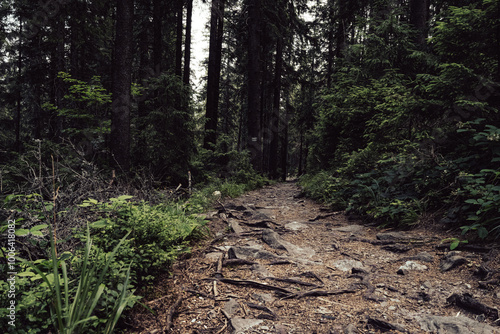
[280,288,356,300]
[215,278,293,295]
[215,317,228,334]
[165,295,183,332]
[264,277,321,287]
[186,289,215,300]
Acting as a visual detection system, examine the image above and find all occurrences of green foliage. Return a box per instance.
[21,226,138,334]
[42,72,112,161]
[457,169,500,239]
[302,0,500,245]
[80,195,207,283]
[0,194,140,333]
[132,73,194,183]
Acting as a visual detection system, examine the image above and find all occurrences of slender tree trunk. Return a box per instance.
[269,37,283,179]
[336,0,348,58]
[183,0,193,86]
[111,0,134,173]
[204,0,225,149]
[497,1,500,82]
[15,17,22,153]
[280,95,289,181]
[326,0,334,89]
[153,0,162,74]
[175,3,183,78]
[49,15,65,141]
[247,0,262,171]
[298,128,304,175]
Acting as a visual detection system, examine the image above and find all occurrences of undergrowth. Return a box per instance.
[0,141,266,333]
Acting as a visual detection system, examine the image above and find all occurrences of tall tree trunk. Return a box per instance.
[153,0,162,74]
[49,14,65,141]
[298,128,304,175]
[204,0,225,149]
[247,0,262,171]
[175,2,183,78]
[280,94,289,181]
[15,17,22,153]
[497,1,500,82]
[409,0,429,47]
[111,0,134,173]
[336,0,348,58]
[269,37,283,179]
[183,0,193,86]
[326,0,334,89]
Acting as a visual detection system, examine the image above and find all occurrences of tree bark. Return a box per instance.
[111,0,134,173]
[247,0,263,171]
[204,0,225,149]
[175,2,183,78]
[269,37,283,179]
[183,0,193,86]
[15,17,22,153]
[153,0,162,74]
[326,0,334,89]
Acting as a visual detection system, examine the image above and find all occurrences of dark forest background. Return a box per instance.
[0,0,499,331]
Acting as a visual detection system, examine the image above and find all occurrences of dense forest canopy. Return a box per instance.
[0,0,498,231]
[0,0,499,332]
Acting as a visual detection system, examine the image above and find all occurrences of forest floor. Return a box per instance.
[125,181,500,334]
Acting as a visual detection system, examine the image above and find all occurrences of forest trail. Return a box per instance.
[128,182,500,334]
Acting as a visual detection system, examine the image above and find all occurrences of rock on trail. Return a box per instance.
[127,182,500,334]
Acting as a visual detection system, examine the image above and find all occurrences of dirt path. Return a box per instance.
[127,182,500,334]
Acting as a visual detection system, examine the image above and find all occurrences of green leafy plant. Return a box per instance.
[22,225,138,333]
[441,237,469,250]
[80,195,207,282]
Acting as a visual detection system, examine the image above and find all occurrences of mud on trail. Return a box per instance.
[126,182,500,334]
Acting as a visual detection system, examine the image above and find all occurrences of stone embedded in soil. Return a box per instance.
[230,317,264,334]
[343,324,358,334]
[205,252,224,261]
[251,263,274,278]
[408,251,434,263]
[382,244,412,253]
[260,228,317,260]
[224,298,240,317]
[417,315,498,334]
[285,221,308,231]
[440,252,468,272]
[398,261,428,272]
[228,218,245,234]
[262,228,287,250]
[228,246,282,260]
[332,225,365,233]
[332,258,366,272]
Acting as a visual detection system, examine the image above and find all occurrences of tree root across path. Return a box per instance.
[124,182,500,334]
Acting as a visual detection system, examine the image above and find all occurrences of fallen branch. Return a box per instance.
[216,278,293,294]
[447,293,499,319]
[281,289,356,300]
[264,277,321,287]
[165,295,183,332]
[300,271,324,285]
[186,289,215,299]
[268,260,292,265]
